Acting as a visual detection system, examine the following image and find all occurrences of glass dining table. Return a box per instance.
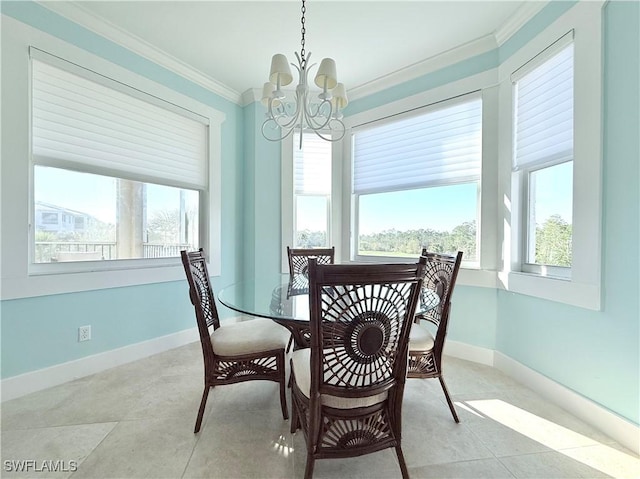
[218,273,440,349]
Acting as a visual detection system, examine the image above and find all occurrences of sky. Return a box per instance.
[37,163,572,235]
[35,166,196,224]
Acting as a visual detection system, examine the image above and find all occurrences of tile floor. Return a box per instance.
[1,342,638,479]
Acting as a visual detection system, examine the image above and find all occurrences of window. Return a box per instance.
[41,212,59,225]
[292,131,332,248]
[513,38,574,277]
[351,94,482,263]
[30,49,207,265]
[501,1,603,310]
[34,167,199,263]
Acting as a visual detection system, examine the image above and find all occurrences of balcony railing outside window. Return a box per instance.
[35,242,191,263]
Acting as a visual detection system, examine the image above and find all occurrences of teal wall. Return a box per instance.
[0,2,246,378]
[1,0,638,428]
[448,286,498,350]
[497,0,639,425]
[241,102,282,280]
[1,283,193,377]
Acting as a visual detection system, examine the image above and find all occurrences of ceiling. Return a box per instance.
[49,1,530,101]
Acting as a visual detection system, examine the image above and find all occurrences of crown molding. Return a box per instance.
[494,1,549,46]
[37,1,242,105]
[346,2,548,103]
[41,0,545,108]
[348,34,497,102]
[242,34,497,105]
[241,88,262,107]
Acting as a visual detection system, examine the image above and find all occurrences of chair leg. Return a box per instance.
[438,376,460,423]
[279,377,289,420]
[303,453,315,479]
[290,397,299,433]
[276,351,289,420]
[395,445,409,479]
[194,385,211,433]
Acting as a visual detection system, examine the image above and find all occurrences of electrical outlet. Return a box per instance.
[78,325,91,342]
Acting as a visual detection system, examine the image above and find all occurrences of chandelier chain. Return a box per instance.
[300,0,306,66]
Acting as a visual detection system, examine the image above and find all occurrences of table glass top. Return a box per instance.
[218,273,440,322]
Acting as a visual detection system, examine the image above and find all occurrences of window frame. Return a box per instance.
[498,1,603,310]
[31,167,203,266]
[349,92,483,266]
[27,50,221,276]
[520,160,573,279]
[341,72,499,288]
[511,34,574,279]
[0,17,225,300]
[280,130,339,273]
[294,194,331,247]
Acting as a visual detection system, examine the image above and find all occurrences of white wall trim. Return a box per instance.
[457,269,498,289]
[494,1,549,46]
[444,340,496,366]
[348,35,498,102]
[1,327,200,402]
[1,16,225,300]
[344,69,498,130]
[35,1,547,108]
[497,1,604,312]
[442,342,639,455]
[493,351,640,455]
[37,1,241,104]
[3,331,637,455]
[241,88,261,107]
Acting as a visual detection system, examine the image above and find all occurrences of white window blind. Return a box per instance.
[353,96,482,195]
[513,42,574,171]
[31,56,208,190]
[294,131,331,195]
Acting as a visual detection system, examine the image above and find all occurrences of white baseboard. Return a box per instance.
[3,330,637,456]
[492,350,639,455]
[445,340,496,366]
[0,327,199,402]
[443,343,639,455]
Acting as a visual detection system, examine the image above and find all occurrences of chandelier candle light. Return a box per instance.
[261,0,348,145]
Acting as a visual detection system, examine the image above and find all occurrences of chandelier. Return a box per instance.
[261,0,348,145]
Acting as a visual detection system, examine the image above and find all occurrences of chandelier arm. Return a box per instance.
[272,90,306,131]
[262,117,298,142]
[305,114,331,131]
[304,104,333,130]
[264,86,307,140]
[311,119,346,142]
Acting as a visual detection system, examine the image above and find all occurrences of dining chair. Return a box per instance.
[286,246,335,276]
[181,249,289,433]
[408,249,463,422]
[285,246,335,351]
[290,257,426,479]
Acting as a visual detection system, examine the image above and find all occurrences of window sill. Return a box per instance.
[498,271,601,311]
[457,268,497,289]
[2,261,201,300]
[347,256,497,289]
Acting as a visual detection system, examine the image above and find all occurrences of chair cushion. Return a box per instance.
[211,318,289,356]
[291,348,388,409]
[409,322,435,351]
